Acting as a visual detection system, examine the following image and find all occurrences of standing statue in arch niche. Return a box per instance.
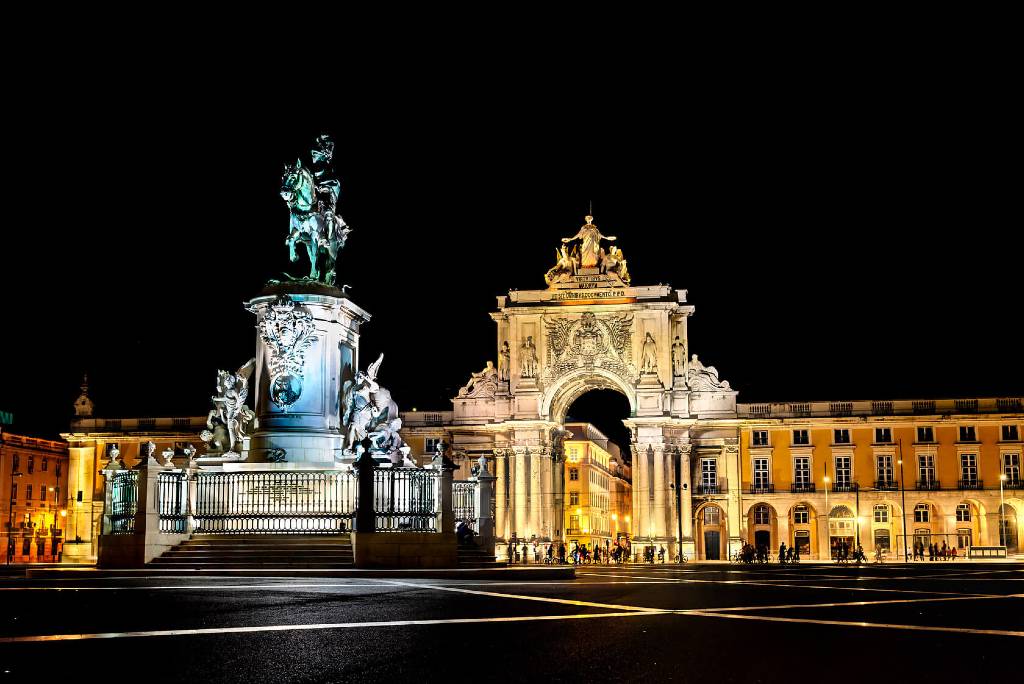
[498,341,511,382]
[280,134,352,286]
[640,332,658,375]
[520,336,539,379]
[200,359,257,456]
[671,336,685,377]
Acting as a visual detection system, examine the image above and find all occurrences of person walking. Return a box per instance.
[779,542,787,564]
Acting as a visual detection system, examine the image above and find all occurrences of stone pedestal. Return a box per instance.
[246,284,371,465]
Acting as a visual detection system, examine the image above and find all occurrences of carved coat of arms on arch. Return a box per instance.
[542,312,636,385]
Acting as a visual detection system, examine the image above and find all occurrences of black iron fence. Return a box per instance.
[453,480,478,531]
[157,471,189,533]
[108,471,139,534]
[373,467,439,532]
[192,471,356,534]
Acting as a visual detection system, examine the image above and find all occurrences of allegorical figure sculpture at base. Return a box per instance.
[280,134,352,286]
[686,354,731,391]
[342,353,411,463]
[459,361,498,398]
[200,359,257,456]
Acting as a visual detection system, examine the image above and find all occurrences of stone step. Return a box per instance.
[158,553,354,561]
[149,561,354,568]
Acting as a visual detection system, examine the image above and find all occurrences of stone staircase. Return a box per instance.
[457,544,505,568]
[148,534,354,570]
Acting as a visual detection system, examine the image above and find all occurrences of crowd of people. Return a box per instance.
[911,539,959,561]
[504,538,640,565]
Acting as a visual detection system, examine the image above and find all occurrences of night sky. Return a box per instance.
[2,76,1019,451]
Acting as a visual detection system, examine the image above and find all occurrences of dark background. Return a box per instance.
[1,61,1019,453]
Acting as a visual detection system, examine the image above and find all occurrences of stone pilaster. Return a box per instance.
[514,447,528,539]
[494,449,507,541]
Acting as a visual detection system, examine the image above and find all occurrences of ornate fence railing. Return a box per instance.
[453,480,478,531]
[157,471,189,533]
[108,471,140,534]
[191,471,357,534]
[373,467,439,532]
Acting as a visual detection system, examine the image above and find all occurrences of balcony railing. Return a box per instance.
[874,480,899,491]
[1004,477,1023,489]
[829,482,859,493]
[957,479,984,490]
[696,480,724,495]
[790,482,815,493]
[916,479,941,491]
[748,483,775,494]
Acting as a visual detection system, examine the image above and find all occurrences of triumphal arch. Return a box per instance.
[436,216,743,559]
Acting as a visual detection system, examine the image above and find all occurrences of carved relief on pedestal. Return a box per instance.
[542,311,635,385]
[257,296,320,410]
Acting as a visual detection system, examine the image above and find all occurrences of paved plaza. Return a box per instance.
[1,563,1022,682]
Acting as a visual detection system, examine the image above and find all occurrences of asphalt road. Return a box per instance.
[2,563,1022,682]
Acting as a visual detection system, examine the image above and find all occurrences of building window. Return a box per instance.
[569,468,579,482]
[424,438,442,454]
[568,515,580,532]
[703,506,721,525]
[874,529,891,552]
[794,505,809,525]
[834,455,851,487]
[917,426,934,443]
[873,504,889,523]
[752,430,769,447]
[792,430,810,446]
[958,426,977,442]
[875,428,892,443]
[1004,453,1021,482]
[914,503,930,523]
[1003,425,1020,441]
[55,461,61,478]
[876,454,893,484]
[753,458,770,489]
[754,505,770,525]
[26,485,32,501]
[794,457,810,487]
[701,459,718,491]
[960,453,978,484]
[833,429,851,445]
[956,529,973,549]
[41,458,48,472]
[795,530,811,555]
[10,483,16,501]
[39,487,46,501]
[27,457,34,474]
[12,454,19,471]
[956,503,972,522]
[918,454,936,484]
[569,491,579,506]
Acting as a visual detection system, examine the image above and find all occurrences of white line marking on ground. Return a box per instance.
[0,611,669,643]
[679,610,1024,638]
[376,579,661,612]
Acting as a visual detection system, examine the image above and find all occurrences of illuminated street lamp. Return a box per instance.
[1000,473,1007,547]
[823,470,830,559]
[6,471,23,565]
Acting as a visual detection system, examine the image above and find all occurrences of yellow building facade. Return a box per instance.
[736,398,1022,560]
[563,423,632,552]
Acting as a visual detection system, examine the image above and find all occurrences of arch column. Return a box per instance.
[530,448,542,537]
[494,449,508,541]
[679,446,693,542]
[514,447,527,539]
[653,445,667,540]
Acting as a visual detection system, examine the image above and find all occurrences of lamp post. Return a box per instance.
[901,440,909,565]
[823,464,830,560]
[855,484,861,548]
[999,473,1007,548]
[6,471,23,565]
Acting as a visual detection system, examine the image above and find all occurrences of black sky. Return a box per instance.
[1,55,1020,444]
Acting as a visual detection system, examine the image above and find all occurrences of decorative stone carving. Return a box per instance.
[498,341,511,382]
[267,448,287,463]
[640,332,658,375]
[543,312,635,385]
[142,441,157,464]
[685,354,731,391]
[279,134,352,286]
[561,215,616,270]
[520,336,539,379]
[601,245,630,285]
[544,244,579,285]
[200,359,257,456]
[73,375,94,417]
[160,448,175,467]
[459,361,498,398]
[257,297,320,410]
[342,353,405,461]
[105,444,122,471]
[671,336,685,377]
